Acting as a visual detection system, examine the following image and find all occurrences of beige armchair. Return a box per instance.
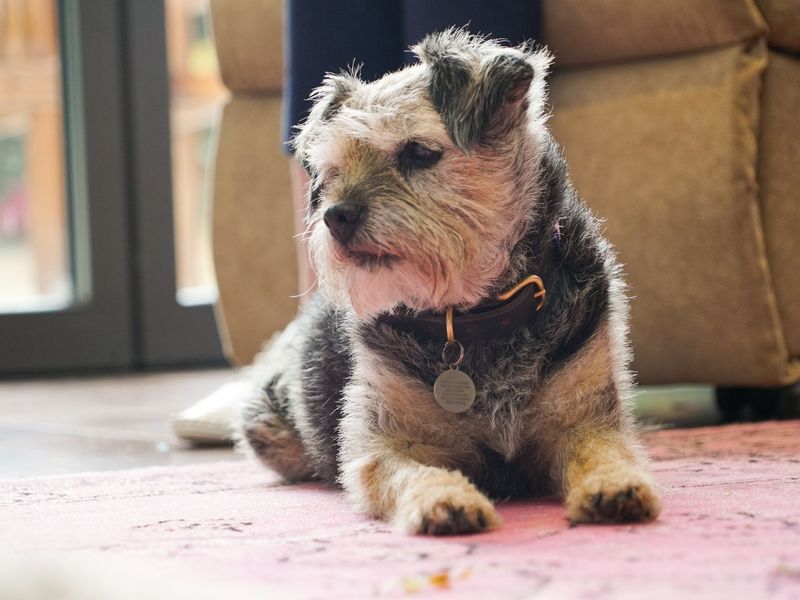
[209,0,800,388]
[209,0,297,366]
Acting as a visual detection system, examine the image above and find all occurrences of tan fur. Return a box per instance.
[339,343,499,533]
[243,416,315,483]
[537,323,622,430]
[535,322,660,523]
[345,448,501,535]
[389,462,501,535]
[561,429,661,523]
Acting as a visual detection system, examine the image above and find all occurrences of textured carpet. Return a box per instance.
[3,421,800,599]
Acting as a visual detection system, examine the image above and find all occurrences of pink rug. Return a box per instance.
[3,421,800,599]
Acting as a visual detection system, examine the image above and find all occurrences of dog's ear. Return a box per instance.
[310,69,361,123]
[414,29,548,152]
[292,70,361,213]
[292,68,361,163]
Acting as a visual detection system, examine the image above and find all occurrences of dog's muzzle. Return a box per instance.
[323,202,364,245]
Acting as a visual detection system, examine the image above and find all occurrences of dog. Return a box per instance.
[237,29,661,535]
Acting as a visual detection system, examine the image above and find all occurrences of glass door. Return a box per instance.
[0,0,226,374]
[0,0,69,313]
[165,0,228,308]
[125,0,224,366]
[0,1,135,373]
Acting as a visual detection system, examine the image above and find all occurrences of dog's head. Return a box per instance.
[293,29,552,318]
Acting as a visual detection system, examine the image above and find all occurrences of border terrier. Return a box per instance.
[237,29,661,535]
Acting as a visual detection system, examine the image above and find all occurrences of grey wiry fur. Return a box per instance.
[239,29,661,535]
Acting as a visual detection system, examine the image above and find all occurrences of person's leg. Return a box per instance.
[402,0,542,57]
[283,0,404,146]
[284,1,404,295]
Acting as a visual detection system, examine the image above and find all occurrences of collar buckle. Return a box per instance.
[497,274,547,311]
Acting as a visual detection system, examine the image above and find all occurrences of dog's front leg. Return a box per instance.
[338,376,500,536]
[555,427,661,524]
[341,445,501,535]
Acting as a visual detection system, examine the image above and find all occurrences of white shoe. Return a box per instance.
[172,381,253,443]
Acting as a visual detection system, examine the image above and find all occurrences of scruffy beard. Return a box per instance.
[308,222,516,319]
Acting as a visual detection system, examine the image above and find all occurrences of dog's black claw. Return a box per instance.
[432,521,450,536]
[452,507,468,532]
[598,504,613,520]
[477,509,487,529]
[420,517,430,534]
[582,485,655,524]
[441,508,459,534]
[419,504,490,536]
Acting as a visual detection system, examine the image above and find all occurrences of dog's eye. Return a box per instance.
[398,141,442,174]
[309,168,338,212]
[309,182,322,211]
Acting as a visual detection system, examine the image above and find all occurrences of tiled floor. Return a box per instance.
[0,369,241,478]
[0,369,723,479]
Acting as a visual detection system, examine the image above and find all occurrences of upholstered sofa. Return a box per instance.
[209,0,800,388]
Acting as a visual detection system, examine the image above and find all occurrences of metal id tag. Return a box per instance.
[434,368,476,413]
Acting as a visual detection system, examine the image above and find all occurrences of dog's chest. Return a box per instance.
[361,327,545,460]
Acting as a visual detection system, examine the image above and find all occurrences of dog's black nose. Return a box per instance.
[323,202,364,244]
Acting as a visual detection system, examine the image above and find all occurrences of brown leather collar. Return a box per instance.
[377,277,547,342]
[377,221,562,343]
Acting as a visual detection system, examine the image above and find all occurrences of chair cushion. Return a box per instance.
[756,0,800,51]
[543,0,766,67]
[759,51,800,364]
[212,96,298,365]
[549,41,795,386]
[210,0,283,93]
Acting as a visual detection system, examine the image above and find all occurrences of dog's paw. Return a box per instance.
[566,468,661,524]
[393,478,501,536]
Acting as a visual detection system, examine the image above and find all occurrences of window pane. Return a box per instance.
[165,0,228,307]
[0,0,70,313]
